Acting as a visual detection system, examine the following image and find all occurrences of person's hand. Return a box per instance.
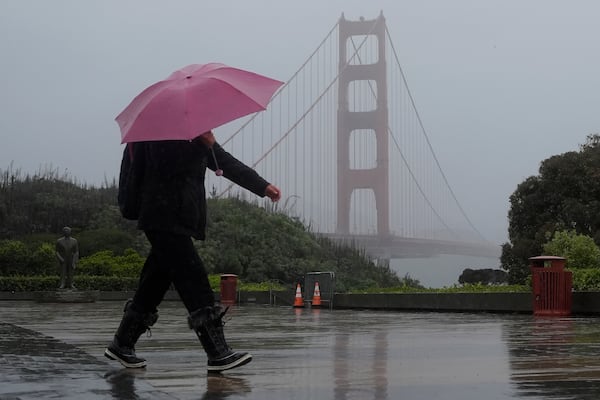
[197,131,216,147]
[264,184,281,202]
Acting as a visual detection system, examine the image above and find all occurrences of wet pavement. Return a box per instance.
[2,301,600,400]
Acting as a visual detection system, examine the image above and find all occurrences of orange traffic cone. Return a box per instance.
[312,281,322,308]
[293,283,304,308]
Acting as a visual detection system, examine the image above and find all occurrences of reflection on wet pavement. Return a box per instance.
[505,316,600,399]
[0,322,171,399]
[1,301,600,399]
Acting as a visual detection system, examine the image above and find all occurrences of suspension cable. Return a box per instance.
[219,21,379,198]
[221,21,340,147]
[385,25,488,243]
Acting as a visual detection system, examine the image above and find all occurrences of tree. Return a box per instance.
[0,167,403,290]
[399,273,424,289]
[501,134,600,283]
[0,166,118,238]
[458,268,508,285]
[543,230,600,269]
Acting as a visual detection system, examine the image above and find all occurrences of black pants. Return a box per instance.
[132,231,215,314]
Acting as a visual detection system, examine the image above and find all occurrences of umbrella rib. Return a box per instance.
[205,77,267,111]
[117,80,174,142]
[217,19,378,198]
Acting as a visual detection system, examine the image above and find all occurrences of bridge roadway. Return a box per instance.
[321,233,501,259]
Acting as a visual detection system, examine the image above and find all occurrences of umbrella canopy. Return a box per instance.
[116,63,283,143]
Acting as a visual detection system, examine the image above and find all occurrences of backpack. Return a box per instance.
[118,143,145,220]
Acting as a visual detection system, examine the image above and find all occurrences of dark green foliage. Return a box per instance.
[0,167,406,291]
[77,249,144,277]
[204,197,322,283]
[0,240,55,276]
[77,229,138,257]
[202,197,403,289]
[572,268,600,291]
[0,165,117,238]
[501,241,534,284]
[72,276,139,291]
[502,134,600,283]
[20,232,59,250]
[398,273,424,289]
[0,275,139,292]
[458,268,508,285]
[543,230,600,269]
[29,243,57,275]
[0,240,28,275]
[0,276,60,291]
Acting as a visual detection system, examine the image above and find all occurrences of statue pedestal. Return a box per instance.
[34,290,100,303]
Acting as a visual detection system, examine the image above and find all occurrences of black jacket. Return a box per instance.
[136,139,269,240]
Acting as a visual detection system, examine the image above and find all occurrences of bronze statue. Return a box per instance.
[56,226,79,290]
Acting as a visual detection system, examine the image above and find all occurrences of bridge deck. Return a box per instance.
[321,233,501,258]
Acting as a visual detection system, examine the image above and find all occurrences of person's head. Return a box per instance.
[195,130,216,147]
[62,226,72,237]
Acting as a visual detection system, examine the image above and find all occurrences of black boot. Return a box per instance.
[188,305,252,372]
[104,300,158,368]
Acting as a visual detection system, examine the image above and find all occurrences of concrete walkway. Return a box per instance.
[2,300,600,399]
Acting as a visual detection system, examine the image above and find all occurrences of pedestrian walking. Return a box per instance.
[107,63,283,372]
[105,131,281,372]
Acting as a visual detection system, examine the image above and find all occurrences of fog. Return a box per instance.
[2,1,599,287]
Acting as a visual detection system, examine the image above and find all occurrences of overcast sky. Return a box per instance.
[2,0,599,250]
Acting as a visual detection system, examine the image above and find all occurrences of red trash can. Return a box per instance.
[530,256,572,316]
[220,274,238,305]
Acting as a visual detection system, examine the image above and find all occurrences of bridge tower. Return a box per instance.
[337,13,389,236]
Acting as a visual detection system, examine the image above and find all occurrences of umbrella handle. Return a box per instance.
[210,147,223,176]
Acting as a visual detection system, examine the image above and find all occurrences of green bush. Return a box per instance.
[208,274,220,289]
[73,276,139,291]
[0,240,29,275]
[0,275,140,292]
[78,249,144,277]
[77,228,138,257]
[77,250,113,275]
[0,276,60,291]
[239,280,285,291]
[0,240,56,276]
[19,233,58,250]
[0,274,253,292]
[29,243,58,275]
[116,249,146,276]
[572,268,600,291]
[543,230,600,269]
[349,284,530,294]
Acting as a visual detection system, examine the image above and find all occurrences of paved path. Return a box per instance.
[2,300,600,399]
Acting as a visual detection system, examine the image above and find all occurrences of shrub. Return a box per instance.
[0,240,60,276]
[0,276,60,291]
[77,228,138,257]
[572,268,600,291]
[29,243,58,275]
[77,249,144,277]
[543,230,600,269]
[77,250,114,275]
[0,275,140,292]
[0,240,29,275]
[73,276,139,291]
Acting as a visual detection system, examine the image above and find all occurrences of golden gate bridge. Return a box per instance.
[207,12,500,260]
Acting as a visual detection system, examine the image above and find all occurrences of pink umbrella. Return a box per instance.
[116,63,283,143]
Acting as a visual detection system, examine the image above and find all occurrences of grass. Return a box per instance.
[348,284,530,294]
